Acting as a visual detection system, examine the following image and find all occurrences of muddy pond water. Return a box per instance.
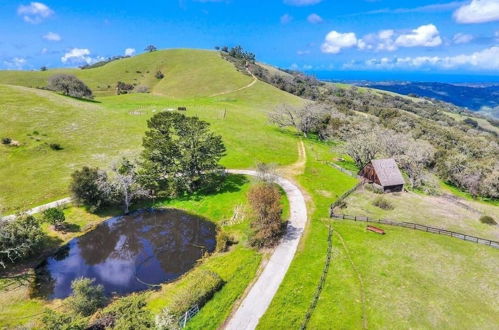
[33,209,216,299]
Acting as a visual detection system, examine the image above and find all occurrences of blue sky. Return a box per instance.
[1,0,499,81]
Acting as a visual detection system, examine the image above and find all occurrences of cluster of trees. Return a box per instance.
[217,45,256,63]
[116,81,135,95]
[48,74,93,99]
[70,112,226,213]
[269,97,498,198]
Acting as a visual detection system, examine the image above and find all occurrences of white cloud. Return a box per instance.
[43,32,61,41]
[280,14,293,24]
[395,24,442,47]
[307,13,323,23]
[453,32,474,44]
[61,48,104,65]
[454,0,499,23]
[124,48,136,56]
[17,2,54,24]
[297,49,311,55]
[358,29,397,51]
[3,57,27,70]
[363,46,499,70]
[321,31,358,54]
[284,0,322,6]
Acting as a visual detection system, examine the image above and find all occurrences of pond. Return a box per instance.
[32,209,216,299]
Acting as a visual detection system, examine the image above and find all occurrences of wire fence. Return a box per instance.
[331,213,499,249]
[300,224,333,330]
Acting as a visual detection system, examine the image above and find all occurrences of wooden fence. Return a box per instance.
[326,161,360,179]
[330,213,499,249]
[301,225,334,330]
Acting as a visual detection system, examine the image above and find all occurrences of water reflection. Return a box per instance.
[33,209,216,299]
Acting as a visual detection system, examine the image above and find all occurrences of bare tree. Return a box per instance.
[344,130,382,168]
[104,158,149,214]
[256,162,277,183]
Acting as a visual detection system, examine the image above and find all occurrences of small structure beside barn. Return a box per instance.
[359,158,404,193]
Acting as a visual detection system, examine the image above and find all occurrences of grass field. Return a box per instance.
[258,139,499,329]
[0,76,301,213]
[1,48,498,329]
[341,188,499,240]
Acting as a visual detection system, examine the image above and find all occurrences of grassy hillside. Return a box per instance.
[0,49,253,98]
[0,50,302,213]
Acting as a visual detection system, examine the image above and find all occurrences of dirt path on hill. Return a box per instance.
[209,68,258,97]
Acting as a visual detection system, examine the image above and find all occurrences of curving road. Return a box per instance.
[224,169,308,330]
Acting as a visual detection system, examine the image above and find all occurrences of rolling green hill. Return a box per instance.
[1,48,498,330]
[0,49,253,98]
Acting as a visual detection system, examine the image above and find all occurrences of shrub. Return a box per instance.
[248,183,283,248]
[1,137,11,145]
[215,230,234,252]
[70,166,108,212]
[116,81,134,95]
[48,74,93,99]
[167,269,224,316]
[67,277,107,316]
[0,214,45,269]
[97,293,153,330]
[155,71,165,79]
[49,143,63,150]
[372,196,394,210]
[41,310,86,330]
[479,215,497,225]
[155,308,179,330]
[42,207,66,229]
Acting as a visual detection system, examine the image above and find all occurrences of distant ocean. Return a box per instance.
[309,70,499,84]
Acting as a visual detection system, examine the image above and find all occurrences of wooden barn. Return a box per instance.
[359,158,405,193]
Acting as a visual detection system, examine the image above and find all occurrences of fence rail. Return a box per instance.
[301,225,334,330]
[178,304,200,328]
[331,213,499,249]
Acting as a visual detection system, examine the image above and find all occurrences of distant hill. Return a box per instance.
[363,81,499,114]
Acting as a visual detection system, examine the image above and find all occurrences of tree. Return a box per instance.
[248,184,283,248]
[42,207,66,230]
[344,130,382,168]
[98,294,154,330]
[105,158,149,214]
[0,214,45,268]
[256,162,277,183]
[48,74,93,99]
[155,71,164,79]
[70,166,109,212]
[268,103,330,138]
[41,310,86,330]
[141,112,226,195]
[116,81,134,95]
[40,66,48,71]
[145,45,157,52]
[67,277,107,316]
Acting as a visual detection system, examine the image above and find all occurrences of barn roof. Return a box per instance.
[371,159,404,187]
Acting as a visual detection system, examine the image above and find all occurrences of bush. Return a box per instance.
[70,166,108,212]
[1,137,11,145]
[0,214,45,269]
[42,207,66,229]
[155,71,165,79]
[41,310,86,330]
[215,230,234,252]
[167,269,224,316]
[48,74,93,99]
[248,183,283,248]
[155,308,179,330]
[116,81,134,94]
[372,196,394,210]
[479,215,497,225]
[67,277,107,316]
[49,143,63,150]
[96,293,153,330]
